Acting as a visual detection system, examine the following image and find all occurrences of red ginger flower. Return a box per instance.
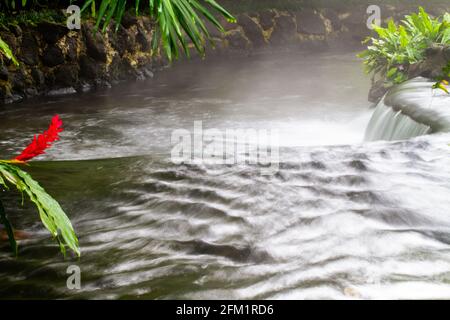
[13,115,63,163]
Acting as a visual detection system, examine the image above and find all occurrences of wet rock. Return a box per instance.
[9,24,22,37]
[443,46,450,61]
[47,87,77,96]
[226,30,250,50]
[368,79,388,103]
[341,7,371,44]
[259,10,276,30]
[121,13,138,29]
[66,37,78,62]
[79,55,101,79]
[20,32,39,66]
[270,15,297,46]
[112,26,135,56]
[37,21,68,44]
[136,27,150,51]
[0,84,7,101]
[0,64,8,81]
[11,70,25,91]
[408,45,450,80]
[143,68,154,78]
[323,8,342,31]
[237,14,266,47]
[54,65,79,87]
[6,93,24,104]
[84,25,107,62]
[44,71,55,87]
[42,45,65,67]
[77,82,92,93]
[31,68,45,87]
[24,87,38,98]
[296,9,326,35]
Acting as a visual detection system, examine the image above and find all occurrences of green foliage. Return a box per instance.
[358,7,450,84]
[0,162,80,257]
[0,0,236,62]
[0,37,18,66]
[80,0,235,61]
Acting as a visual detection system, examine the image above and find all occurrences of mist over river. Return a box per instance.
[1,52,450,299]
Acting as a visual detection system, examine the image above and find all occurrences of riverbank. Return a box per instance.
[1,1,449,105]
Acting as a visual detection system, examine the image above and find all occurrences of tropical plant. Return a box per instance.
[0,0,236,62]
[358,7,450,85]
[81,0,235,61]
[0,115,80,257]
[0,37,18,66]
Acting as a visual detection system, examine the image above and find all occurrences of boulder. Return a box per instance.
[270,15,297,46]
[408,45,450,80]
[136,26,150,51]
[31,68,45,87]
[11,70,25,91]
[20,32,39,66]
[37,21,69,44]
[42,45,65,67]
[84,25,107,62]
[237,14,266,47]
[121,13,139,29]
[79,55,102,79]
[296,9,326,35]
[0,64,8,81]
[66,36,78,62]
[226,30,250,50]
[368,79,388,103]
[54,65,79,87]
[259,10,276,30]
[323,8,342,31]
[112,26,135,56]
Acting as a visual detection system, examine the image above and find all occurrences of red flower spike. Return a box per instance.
[13,115,63,163]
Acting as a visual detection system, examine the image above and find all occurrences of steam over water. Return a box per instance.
[1,52,450,299]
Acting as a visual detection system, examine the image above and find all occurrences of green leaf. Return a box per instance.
[0,37,19,66]
[0,163,80,257]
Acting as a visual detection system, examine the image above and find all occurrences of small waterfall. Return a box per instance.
[364,77,450,142]
[364,99,431,141]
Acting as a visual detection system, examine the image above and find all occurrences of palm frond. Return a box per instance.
[81,0,235,61]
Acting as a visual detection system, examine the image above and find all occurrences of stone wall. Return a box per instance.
[1,3,449,105]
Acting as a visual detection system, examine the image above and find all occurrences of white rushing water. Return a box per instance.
[1,54,450,300]
[365,77,450,142]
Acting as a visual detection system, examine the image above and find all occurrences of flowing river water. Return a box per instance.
[1,52,450,299]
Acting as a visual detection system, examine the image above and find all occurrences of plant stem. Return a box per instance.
[0,198,18,256]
